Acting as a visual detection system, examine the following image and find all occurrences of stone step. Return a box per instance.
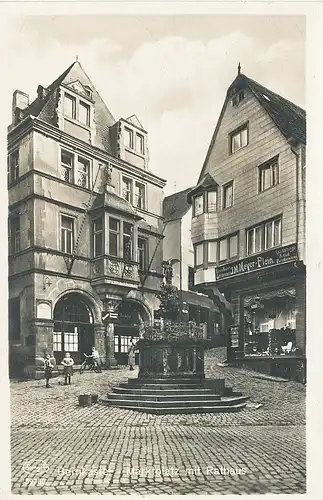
[111,387,216,396]
[127,377,204,385]
[107,392,222,402]
[119,382,205,390]
[107,396,248,409]
[106,402,247,414]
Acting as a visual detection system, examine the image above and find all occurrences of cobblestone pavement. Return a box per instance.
[11,348,306,495]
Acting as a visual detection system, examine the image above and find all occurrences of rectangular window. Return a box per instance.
[232,90,245,107]
[136,133,144,154]
[259,158,279,192]
[9,150,19,182]
[138,237,148,271]
[79,101,90,126]
[9,215,20,253]
[109,218,120,256]
[223,182,233,209]
[208,241,217,263]
[61,151,73,183]
[188,266,195,291]
[76,156,90,189]
[247,217,281,255]
[195,243,204,266]
[122,177,132,203]
[60,215,74,254]
[64,331,79,352]
[53,332,62,352]
[194,195,204,216]
[229,234,238,258]
[123,222,133,260]
[207,191,217,212]
[134,182,146,209]
[124,127,134,149]
[64,94,76,119]
[219,239,228,261]
[93,217,103,257]
[9,298,21,342]
[230,125,248,153]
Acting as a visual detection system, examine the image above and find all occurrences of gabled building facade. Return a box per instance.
[188,69,306,373]
[163,187,228,344]
[8,61,166,377]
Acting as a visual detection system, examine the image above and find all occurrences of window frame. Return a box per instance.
[60,148,92,189]
[207,233,239,265]
[137,237,148,271]
[63,91,92,128]
[222,181,234,210]
[246,217,282,256]
[193,194,204,217]
[136,133,145,155]
[123,222,133,261]
[78,101,90,127]
[194,242,204,267]
[60,214,75,254]
[64,93,76,120]
[8,150,19,183]
[122,176,133,204]
[9,214,21,254]
[134,181,146,210]
[75,156,90,189]
[124,127,134,149]
[229,123,249,154]
[108,217,120,257]
[92,217,103,257]
[258,156,279,193]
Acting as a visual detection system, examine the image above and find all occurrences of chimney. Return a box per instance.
[12,90,29,124]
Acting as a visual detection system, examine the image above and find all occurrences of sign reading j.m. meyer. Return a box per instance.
[215,243,298,281]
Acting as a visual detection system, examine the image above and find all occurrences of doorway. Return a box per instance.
[53,293,94,364]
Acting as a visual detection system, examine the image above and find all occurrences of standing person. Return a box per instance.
[61,352,74,385]
[92,347,101,371]
[44,354,54,388]
[127,337,136,371]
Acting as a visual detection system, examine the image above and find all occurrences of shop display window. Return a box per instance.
[243,288,299,356]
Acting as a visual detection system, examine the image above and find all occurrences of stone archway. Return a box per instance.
[53,292,96,364]
[114,298,150,364]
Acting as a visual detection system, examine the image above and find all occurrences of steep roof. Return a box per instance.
[15,61,117,153]
[198,72,306,182]
[163,186,194,222]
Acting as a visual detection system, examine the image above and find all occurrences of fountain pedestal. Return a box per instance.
[137,338,207,380]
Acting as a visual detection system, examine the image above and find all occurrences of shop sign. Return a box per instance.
[215,244,298,281]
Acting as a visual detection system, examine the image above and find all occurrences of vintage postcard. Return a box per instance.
[2,3,321,498]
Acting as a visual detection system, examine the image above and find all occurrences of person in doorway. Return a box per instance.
[127,337,137,371]
[44,354,54,388]
[61,352,74,385]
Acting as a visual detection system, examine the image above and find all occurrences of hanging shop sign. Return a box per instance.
[215,243,298,281]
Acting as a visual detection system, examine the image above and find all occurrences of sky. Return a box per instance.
[6,15,305,195]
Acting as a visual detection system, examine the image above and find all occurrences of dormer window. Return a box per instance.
[232,90,245,107]
[124,128,134,149]
[63,92,91,128]
[79,101,90,126]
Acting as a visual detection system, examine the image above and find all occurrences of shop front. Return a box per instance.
[215,244,306,382]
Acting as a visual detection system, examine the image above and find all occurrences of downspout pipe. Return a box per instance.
[288,137,302,260]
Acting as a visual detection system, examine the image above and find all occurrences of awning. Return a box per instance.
[181,290,219,312]
[244,287,296,307]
